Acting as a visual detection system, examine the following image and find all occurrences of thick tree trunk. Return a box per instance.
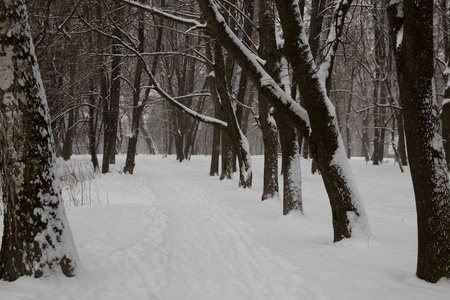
[197,0,369,239]
[276,0,369,240]
[0,0,79,281]
[440,0,450,169]
[388,0,450,283]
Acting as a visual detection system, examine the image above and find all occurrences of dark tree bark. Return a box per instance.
[214,45,252,188]
[108,26,122,164]
[0,0,79,281]
[206,42,221,176]
[275,0,369,240]
[61,47,78,161]
[102,21,122,173]
[309,0,327,60]
[124,5,163,174]
[198,0,369,240]
[184,96,205,160]
[372,0,388,165]
[388,0,450,283]
[210,124,221,176]
[88,82,99,172]
[440,0,450,169]
[258,0,280,201]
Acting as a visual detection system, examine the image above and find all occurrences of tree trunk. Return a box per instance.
[440,0,450,169]
[88,82,99,172]
[396,110,407,165]
[361,109,370,161]
[61,46,78,161]
[220,130,234,180]
[0,0,79,281]
[258,0,280,201]
[214,45,252,188]
[388,0,450,283]
[276,0,369,240]
[102,24,122,173]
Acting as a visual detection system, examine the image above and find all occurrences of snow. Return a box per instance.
[1,155,449,299]
[0,45,15,90]
[396,26,403,49]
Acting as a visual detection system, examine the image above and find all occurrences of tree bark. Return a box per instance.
[0,0,79,281]
[102,22,122,173]
[61,46,78,161]
[214,45,252,188]
[275,0,369,240]
[258,0,280,201]
[388,0,450,283]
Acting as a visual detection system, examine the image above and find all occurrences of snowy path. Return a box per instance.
[1,155,450,300]
[138,162,305,300]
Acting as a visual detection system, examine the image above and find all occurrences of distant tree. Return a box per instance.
[0,0,79,281]
[387,0,450,283]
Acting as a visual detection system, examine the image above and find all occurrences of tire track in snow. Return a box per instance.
[145,177,307,300]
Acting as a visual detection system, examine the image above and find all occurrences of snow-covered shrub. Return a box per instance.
[56,156,104,207]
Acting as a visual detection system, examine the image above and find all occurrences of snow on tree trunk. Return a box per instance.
[388,0,450,283]
[0,0,80,281]
[214,45,252,188]
[276,0,369,240]
[258,0,280,201]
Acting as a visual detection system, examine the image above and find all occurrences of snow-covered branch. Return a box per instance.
[119,0,205,29]
[318,0,353,89]
[197,0,310,135]
[106,25,226,128]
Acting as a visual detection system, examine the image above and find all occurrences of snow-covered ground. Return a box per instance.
[1,155,449,299]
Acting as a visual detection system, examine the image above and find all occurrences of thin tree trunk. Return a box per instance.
[214,45,252,188]
[107,26,122,165]
[61,47,78,161]
[276,0,369,240]
[258,0,280,201]
[88,82,99,172]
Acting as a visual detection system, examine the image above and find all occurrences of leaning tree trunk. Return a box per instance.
[276,0,369,240]
[0,0,80,281]
[197,0,369,241]
[388,0,450,283]
[214,45,252,188]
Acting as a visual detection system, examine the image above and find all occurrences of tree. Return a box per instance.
[387,0,450,283]
[197,0,369,240]
[0,0,79,281]
[275,0,370,240]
